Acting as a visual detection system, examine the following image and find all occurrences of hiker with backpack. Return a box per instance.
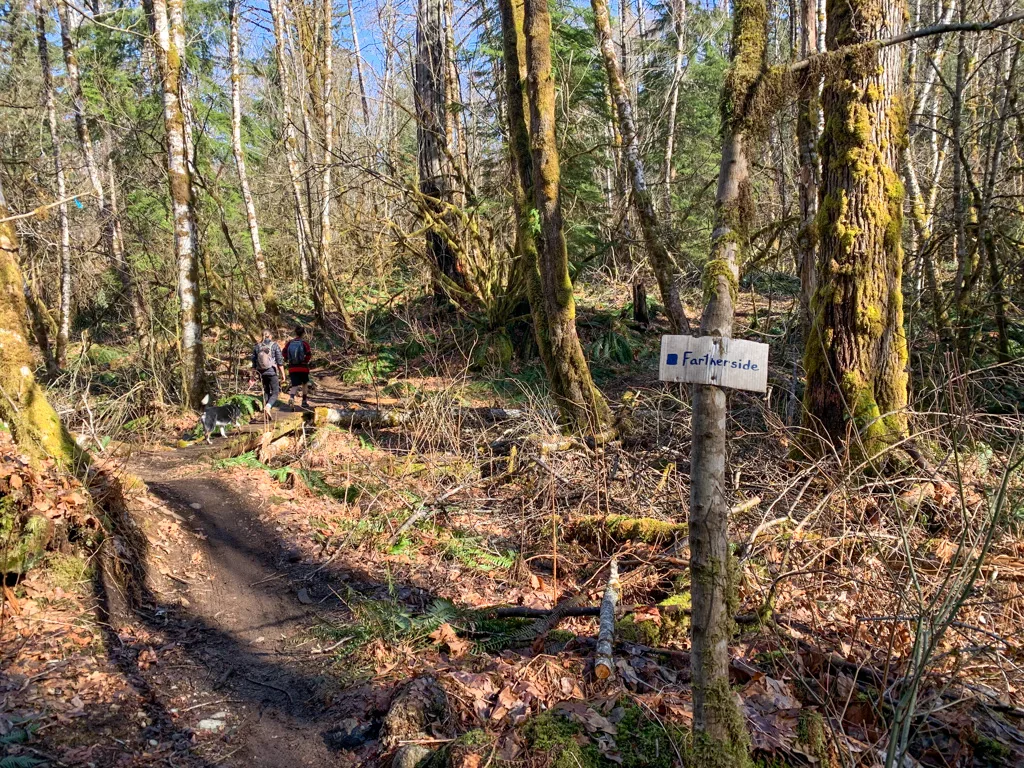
[283,326,313,410]
[252,330,285,416]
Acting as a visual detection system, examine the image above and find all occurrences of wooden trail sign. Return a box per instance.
[659,335,769,393]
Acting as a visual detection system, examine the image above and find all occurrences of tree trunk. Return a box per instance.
[107,156,149,354]
[591,0,690,334]
[229,0,277,317]
[0,182,81,466]
[661,0,685,217]
[318,0,334,326]
[146,0,206,407]
[415,0,468,302]
[268,0,315,296]
[688,0,765,762]
[346,0,371,125]
[56,0,129,299]
[802,0,909,461]
[36,0,71,370]
[498,0,612,434]
[795,0,818,337]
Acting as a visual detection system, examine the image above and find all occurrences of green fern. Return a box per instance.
[0,725,33,746]
[441,535,517,572]
[588,329,637,365]
[0,757,42,768]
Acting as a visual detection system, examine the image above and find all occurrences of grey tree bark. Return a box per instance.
[591,0,690,334]
[795,0,819,335]
[229,0,276,316]
[35,0,71,369]
[688,0,764,762]
[145,0,206,407]
[415,0,469,300]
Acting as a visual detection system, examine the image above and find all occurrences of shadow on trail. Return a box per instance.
[37,466,441,767]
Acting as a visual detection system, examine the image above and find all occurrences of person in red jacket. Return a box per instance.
[283,326,312,410]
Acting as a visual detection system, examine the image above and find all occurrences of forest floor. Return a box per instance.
[3,298,1024,768]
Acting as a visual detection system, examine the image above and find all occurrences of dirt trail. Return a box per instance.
[119,438,353,766]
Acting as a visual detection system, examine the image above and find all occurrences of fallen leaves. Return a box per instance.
[430,623,470,657]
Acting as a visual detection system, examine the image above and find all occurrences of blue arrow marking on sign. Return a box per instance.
[666,353,678,366]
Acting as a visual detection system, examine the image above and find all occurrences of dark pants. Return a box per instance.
[260,373,280,410]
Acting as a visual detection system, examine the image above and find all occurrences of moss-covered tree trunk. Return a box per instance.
[416,0,470,302]
[688,0,764,762]
[145,0,207,408]
[498,0,612,434]
[802,0,909,459]
[591,0,690,334]
[0,184,81,467]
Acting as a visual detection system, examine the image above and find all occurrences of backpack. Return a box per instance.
[285,339,309,366]
[256,342,276,372]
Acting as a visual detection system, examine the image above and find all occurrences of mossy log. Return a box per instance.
[568,514,689,546]
[318,406,529,429]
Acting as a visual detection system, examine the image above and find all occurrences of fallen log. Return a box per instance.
[488,603,692,619]
[317,406,530,429]
[208,414,310,460]
[569,514,689,546]
[594,559,620,680]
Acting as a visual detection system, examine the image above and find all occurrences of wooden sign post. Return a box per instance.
[659,335,769,393]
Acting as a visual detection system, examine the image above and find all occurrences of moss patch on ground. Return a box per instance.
[520,701,689,768]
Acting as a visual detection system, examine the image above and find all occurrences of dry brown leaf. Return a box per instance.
[429,623,470,657]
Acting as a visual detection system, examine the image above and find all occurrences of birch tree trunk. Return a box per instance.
[229,0,277,317]
[688,0,764,761]
[661,0,685,217]
[146,0,206,407]
[0,181,81,466]
[346,0,370,125]
[268,0,315,293]
[591,0,690,334]
[56,0,129,295]
[35,0,71,370]
[498,0,612,434]
[318,0,335,326]
[56,0,103,211]
[802,0,909,460]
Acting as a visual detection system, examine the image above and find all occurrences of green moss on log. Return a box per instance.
[570,515,688,546]
[0,506,53,574]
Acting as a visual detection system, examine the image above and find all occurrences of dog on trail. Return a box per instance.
[200,395,243,443]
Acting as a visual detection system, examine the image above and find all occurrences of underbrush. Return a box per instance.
[214,451,361,503]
